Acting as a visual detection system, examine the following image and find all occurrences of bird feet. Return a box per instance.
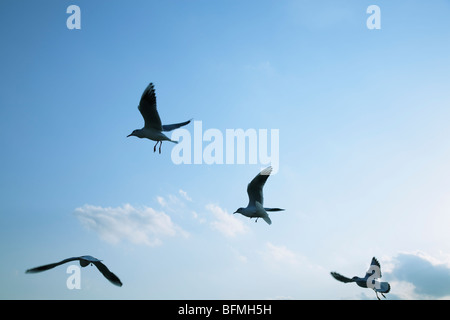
[154,141,162,153]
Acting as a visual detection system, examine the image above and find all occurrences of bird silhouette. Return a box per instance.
[331,257,390,300]
[26,255,122,287]
[234,166,285,225]
[127,82,191,153]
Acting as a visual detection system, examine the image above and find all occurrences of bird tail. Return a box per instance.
[264,208,285,212]
[169,140,178,144]
[375,282,391,294]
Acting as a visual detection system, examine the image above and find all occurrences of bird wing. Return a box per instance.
[138,83,163,131]
[365,257,382,279]
[92,260,123,287]
[247,166,272,206]
[25,257,80,273]
[330,272,354,283]
[162,119,192,132]
[80,255,101,262]
[262,215,272,225]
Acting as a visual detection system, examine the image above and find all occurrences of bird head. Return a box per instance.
[128,129,146,138]
[234,208,245,214]
[127,129,144,138]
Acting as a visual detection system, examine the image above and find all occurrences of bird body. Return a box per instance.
[330,257,390,300]
[236,201,272,225]
[127,82,191,153]
[26,255,122,287]
[234,166,284,225]
[129,127,178,144]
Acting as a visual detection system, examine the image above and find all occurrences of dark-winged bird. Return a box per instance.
[26,255,122,287]
[233,166,285,225]
[127,82,191,153]
[330,257,390,300]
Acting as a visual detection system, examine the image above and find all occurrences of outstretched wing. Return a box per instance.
[138,83,162,131]
[92,260,123,287]
[365,257,382,279]
[330,272,354,283]
[26,257,80,273]
[247,166,272,206]
[162,119,192,132]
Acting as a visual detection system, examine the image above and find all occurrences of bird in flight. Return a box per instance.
[330,257,390,300]
[234,166,285,225]
[127,82,191,153]
[26,255,123,287]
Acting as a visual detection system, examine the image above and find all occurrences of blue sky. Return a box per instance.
[1,0,450,299]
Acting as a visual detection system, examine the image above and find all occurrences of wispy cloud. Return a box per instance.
[156,193,186,213]
[74,204,188,247]
[191,210,206,224]
[207,204,248,238]
[264,242,299,265]
[179,189,192,202]
[156,196,167,207]
[260,242,327,275]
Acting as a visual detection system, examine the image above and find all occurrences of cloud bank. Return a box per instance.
[387,252,450,299]
[74,204,187,246]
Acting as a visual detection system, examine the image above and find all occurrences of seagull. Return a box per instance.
[26,255,123,287]
[127,82,191,153]
[233,166,285,225]
[330,257,390,300]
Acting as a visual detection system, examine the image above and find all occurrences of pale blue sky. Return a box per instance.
[1,0,450,299]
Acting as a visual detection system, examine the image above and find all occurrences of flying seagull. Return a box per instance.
[234,166,285,225]
[26,255,122,287]
[330,257,390,300]
[127,82,191,153]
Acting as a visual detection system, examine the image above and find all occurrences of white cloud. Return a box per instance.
[386,251,450,299]
[156,196,167,207]
[207,204,248,238]
[228,246,248,264]
[261,242,326,274]
[264,242,298,265]
[179,189,192,202]
[266,242,297,263]
[156,194,185,213]
[191,211,206,224]
[74,204,188,246]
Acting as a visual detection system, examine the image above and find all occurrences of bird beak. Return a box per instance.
[127,134,132,137]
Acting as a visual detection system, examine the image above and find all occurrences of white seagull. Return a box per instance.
[234,166,285,225]
[26,255,123,287]
[127,82,191,153]
[330,257,390,300]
